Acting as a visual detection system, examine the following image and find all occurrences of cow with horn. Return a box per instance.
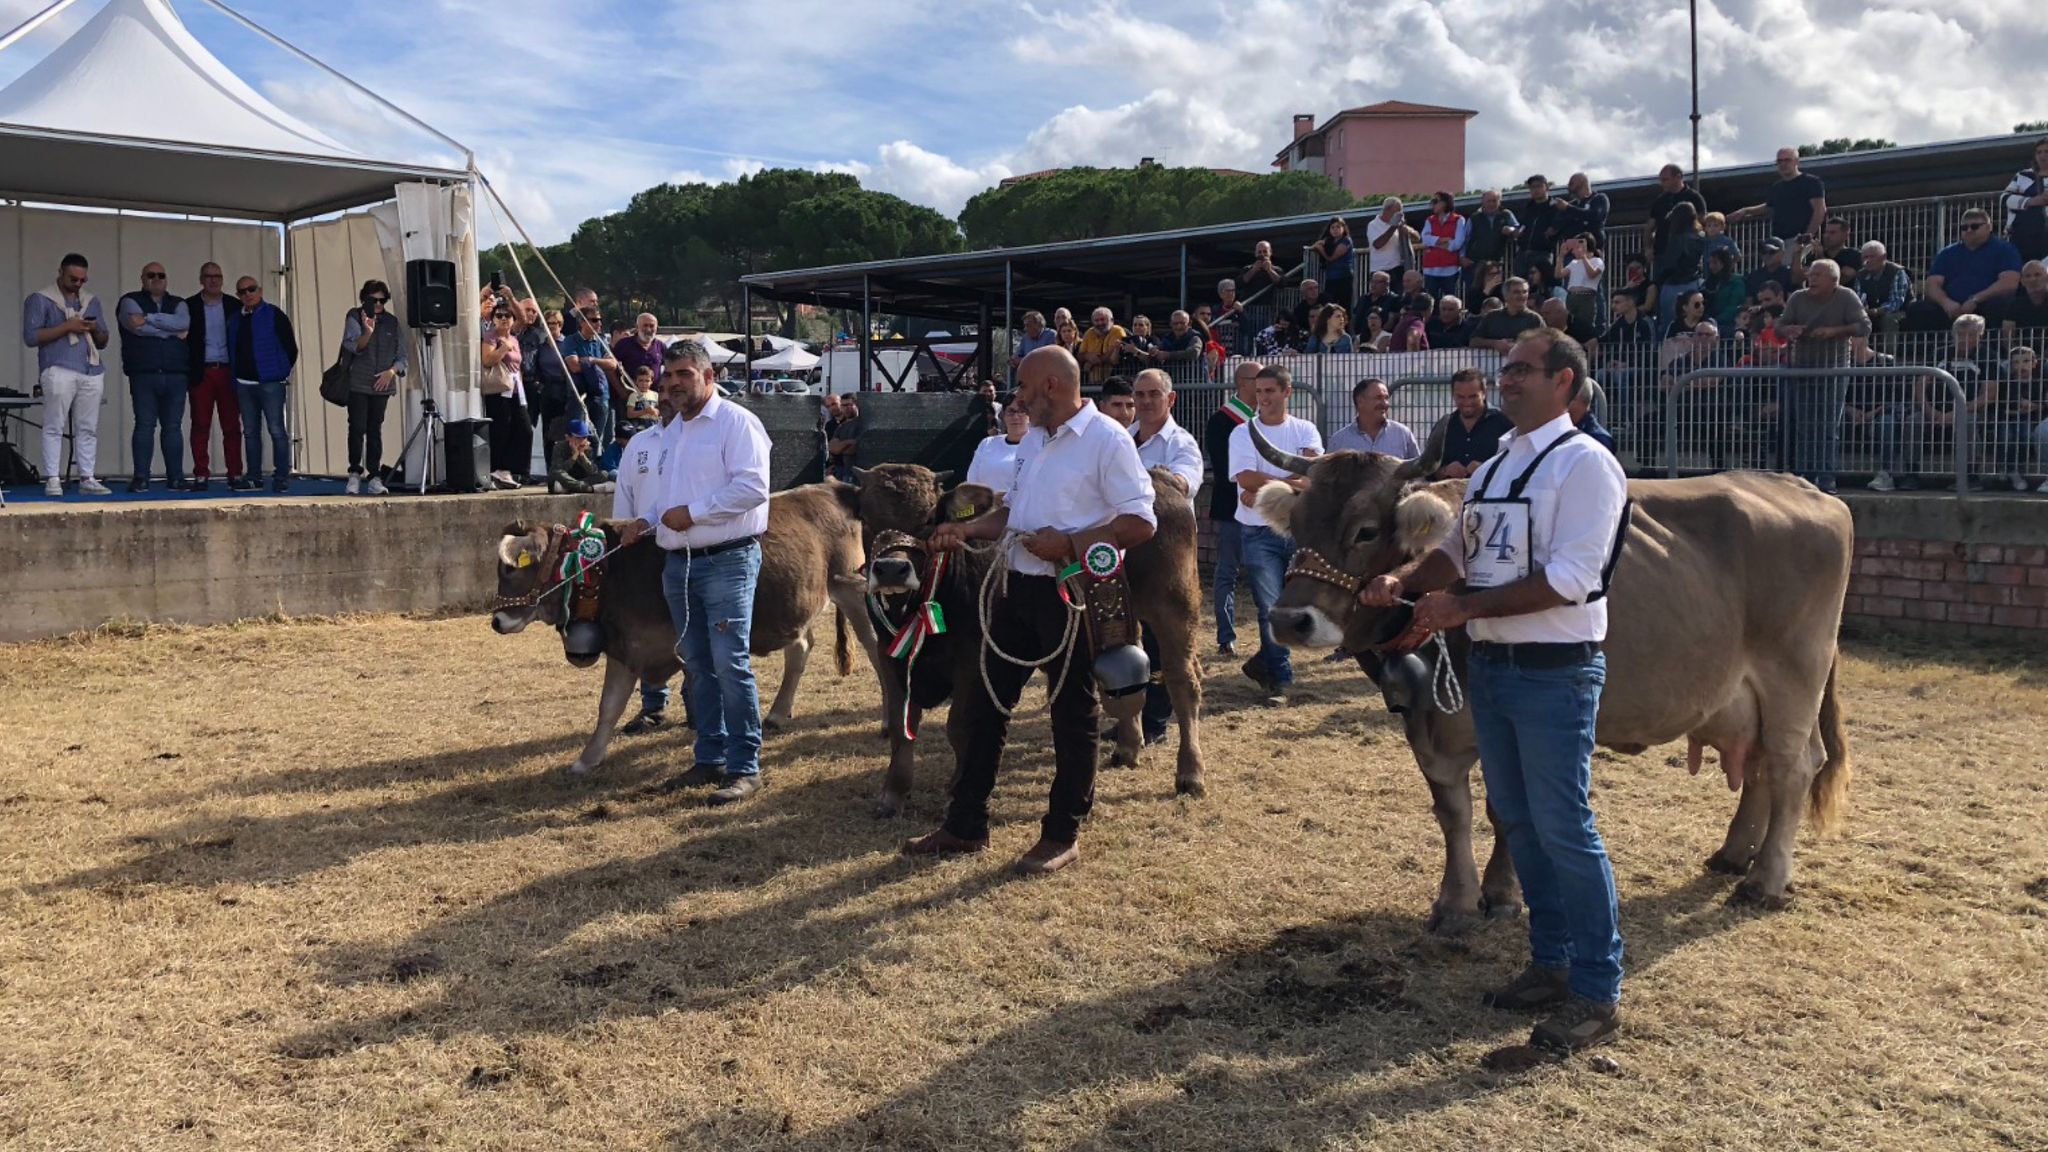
[1245,333,1853,939]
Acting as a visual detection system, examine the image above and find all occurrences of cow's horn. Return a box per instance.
[1247,415,1314,476]
[851,466,871,486]
[1394,414,1449,483]
[932,470,956,487]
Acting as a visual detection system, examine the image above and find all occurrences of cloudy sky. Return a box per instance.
[3,0,2044,244]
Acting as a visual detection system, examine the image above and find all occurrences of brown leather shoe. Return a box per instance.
[1015,837,1079,875]
[902,828,989,857]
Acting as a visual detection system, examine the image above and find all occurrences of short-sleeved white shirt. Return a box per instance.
[1227,415,1323,527]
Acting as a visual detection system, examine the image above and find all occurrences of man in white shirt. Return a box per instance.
[909,345,1158,874]
[1127,368,1203,745]
[1364,197,1416,288]
[1361,328,1630,1055]
[1326,377,1420,459]
[1228,365,1323,703]
[613,389,681,735]
[649,341,774,806]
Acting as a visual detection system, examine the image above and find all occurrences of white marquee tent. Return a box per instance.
[750,343,820,373]
[0,0,484,481]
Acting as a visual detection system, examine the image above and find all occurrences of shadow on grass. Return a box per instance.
[657,871,1745,1150]
[1840,627,2047,686]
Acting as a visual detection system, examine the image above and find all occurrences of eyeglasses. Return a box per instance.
[201,272,223,280]
[1961,222,1987,232]
[1497,362,1545,380]
[143,272,166,280]
[370,296,390,304]
[236,286,260,296]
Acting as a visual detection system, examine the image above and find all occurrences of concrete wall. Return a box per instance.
[0,493,600,642]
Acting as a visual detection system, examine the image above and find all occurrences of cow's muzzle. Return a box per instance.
[869,554,921,595]
[1271,605,1345,649]
[492,608,535,635]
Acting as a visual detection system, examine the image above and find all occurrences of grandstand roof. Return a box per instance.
[742,132,2037,325]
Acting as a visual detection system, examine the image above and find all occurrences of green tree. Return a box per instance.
[1796,138,1898,158]
[2017,121,2048,134]
[958,166,1354,249]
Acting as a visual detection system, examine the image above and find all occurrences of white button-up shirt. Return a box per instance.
[966,433,1031,494]
[1134,415,1204,496]
[613,418,670,523]
[651,392,772,551]
[1227,414,1323,527]
[1451,413,1629,644]
[1004,400,1157,576]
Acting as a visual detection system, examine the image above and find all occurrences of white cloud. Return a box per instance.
[822,142,1014,215]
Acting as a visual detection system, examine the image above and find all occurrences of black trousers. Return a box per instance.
[484,392,532,475]
[346,391,391,474]
[944,573,1099,844]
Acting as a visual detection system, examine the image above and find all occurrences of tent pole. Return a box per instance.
[0,0,82,54]
[197,0,473,164]
[742,284,754,385]
[860,276,872,394]
[478,175,585,421]
[1003,260,1013,386]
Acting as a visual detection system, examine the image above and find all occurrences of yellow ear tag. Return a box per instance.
[516,551,535,568]
[952,503,976,521]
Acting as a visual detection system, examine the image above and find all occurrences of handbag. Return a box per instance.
[480,337,514,396]
[320,347,353,407]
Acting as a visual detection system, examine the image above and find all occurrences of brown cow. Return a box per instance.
[491,483,884,775]
[840,464,1206,816]
[1245,420,1852,927]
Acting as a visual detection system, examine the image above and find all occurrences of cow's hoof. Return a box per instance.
[1174,772,1206,799]
[1109,745,1139,769]
[1427,906,1482,936]
[762,715,787,734]
[872,793,906,820]
[565,760,596,777]
[1705,850,1753,876]
[1729,879,1793,910]
[1482,897,1523,922]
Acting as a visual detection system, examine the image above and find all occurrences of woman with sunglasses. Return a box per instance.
[480,302,530,489]
[339,279,407,495]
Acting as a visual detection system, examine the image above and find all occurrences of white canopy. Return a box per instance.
[0,0,468,219]
[752,344,820,372]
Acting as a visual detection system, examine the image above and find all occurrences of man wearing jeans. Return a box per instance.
[21,252,111,496]
[225,277,298,492]
[1363,328,1630,1055]
[1776,259,1869,493]
[1228,364,1322,705]
[650,340,771,807]
[1202,360,1262,658]
[117,262,191,492]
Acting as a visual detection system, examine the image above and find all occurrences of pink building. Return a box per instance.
[1272,101,1477,198]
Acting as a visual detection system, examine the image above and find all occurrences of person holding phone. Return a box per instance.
[340,279,407,495]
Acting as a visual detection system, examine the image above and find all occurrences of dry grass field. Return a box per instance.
[2,612,2045,1152]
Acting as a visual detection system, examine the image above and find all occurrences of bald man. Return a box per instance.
[910,346,1158,874]
[613,313,667,425]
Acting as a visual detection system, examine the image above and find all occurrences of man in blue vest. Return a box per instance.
[117,261,191,492]
[225,276,298,492]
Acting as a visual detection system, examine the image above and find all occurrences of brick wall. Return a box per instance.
[1840,493,2048,639]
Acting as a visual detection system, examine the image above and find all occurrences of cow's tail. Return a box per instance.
[1808,653,1852,834]
[834,605,852,677]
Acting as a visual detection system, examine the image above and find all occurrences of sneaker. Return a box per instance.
[1529,995,1621,1054]
[707,773,763,806]
[79,477,111,496]
[2009,473,2028,493]
[230,476,262,492]
[1866,471,1894,492]
[1240,655,1275,694]
[1217,643,1238,659]
[44,478,63,496]
[1482,963,1571,1012]
[620,710,668,736]
[366,477,388,496]
[272,476,291,493]
[127,477,148,494]
[656,763,726,792]
[183,477,208,492]
[345,473,362,495]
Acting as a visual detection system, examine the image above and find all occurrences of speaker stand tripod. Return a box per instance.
[396,328,447,493]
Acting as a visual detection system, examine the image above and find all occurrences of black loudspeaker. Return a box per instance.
[405,258,458,329]
[441,418,490,493]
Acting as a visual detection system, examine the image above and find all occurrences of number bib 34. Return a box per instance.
[1462,499,1532,590]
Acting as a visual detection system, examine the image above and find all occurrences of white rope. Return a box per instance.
[974,533,1086,719]
[1391,597,1464,715]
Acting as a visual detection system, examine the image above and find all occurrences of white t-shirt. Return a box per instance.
[966,434,1029,495]
[613,420,669,522]
[1565,255,1606,292]
[1227,414,1323,527]
[1364,216,1408,276]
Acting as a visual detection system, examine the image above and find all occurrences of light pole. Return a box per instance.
[1689,0,1702,190]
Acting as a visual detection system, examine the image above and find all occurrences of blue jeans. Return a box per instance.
[129,371,186,483]
[640,678,670,714]
[1240,524,1295,688]
[663,542,763,777]
[236,380,290,479]
[1468,647,1622,1005]
[1211,518,1243,649]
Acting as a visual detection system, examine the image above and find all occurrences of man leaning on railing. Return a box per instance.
[1776,259,1871,494]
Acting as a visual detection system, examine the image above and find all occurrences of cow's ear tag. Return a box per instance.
[952,503,976,521]
[516,551,535,568]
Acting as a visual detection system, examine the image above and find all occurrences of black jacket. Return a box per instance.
[184,292,232,378]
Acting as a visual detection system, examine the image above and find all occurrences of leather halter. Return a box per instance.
[1283,544,1432,654]
[492,524,570,613]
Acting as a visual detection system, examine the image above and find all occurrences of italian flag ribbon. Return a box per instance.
[883,549,950,740]
[555,512,608,614]
[1221,395,1255,425]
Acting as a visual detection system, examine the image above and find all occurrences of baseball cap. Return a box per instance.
[565,417,594,438]
[1761,237,1784,253]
